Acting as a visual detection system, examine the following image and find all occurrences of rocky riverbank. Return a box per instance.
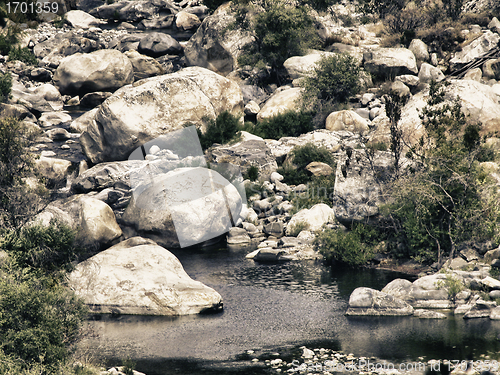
[1,0,500,319]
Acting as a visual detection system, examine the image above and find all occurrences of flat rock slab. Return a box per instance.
[68,237,223,316]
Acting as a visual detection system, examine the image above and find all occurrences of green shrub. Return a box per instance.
[279,143,334,186]
[254,111,313,140]
[239,2,320,75]
[290,174,336,212]
[383,81,500,266]
[0,271,87,371]
[245,165,259,181]
[356,0,407,19]
[314,223,379,266]
[437,273,464,304]
[203,0,229,12]
[0,23,21,55]
[0,72,12,103]
[8,46,37,65]
[302,53,361,107]
[417,22,464,53]
[0,117,46,229]
[288,221,310,237]
[197,111,241,150]
[2,220,80,276]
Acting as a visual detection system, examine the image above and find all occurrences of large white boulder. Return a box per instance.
[68,237,223,315]
[122,167,244,248]
[79,67,244,163]
[283,52,340,80]
[450,31,500,70]
[53,49,134,95]
[363,47,418,79]
[257,87,304,121]
[184,3,256,76]
[65,10,103,29]
[325,110,369,134]
[286,203,334,235]
[346,287,414,316]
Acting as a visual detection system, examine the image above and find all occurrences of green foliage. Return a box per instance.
[490,267,500,278]
[384,91,409,178]
[2,220,80,277]
[417,22,465,53]
[0,117,45,229]
[0,71,11,103]
[437,273,464,303]
[290,174,336,212]
[314,223,379,266]
[302,53,361,107]
[0,270,87,371]
[203,0,229,12]
[383,81,500,265]
[238,2,320,75]
[122,358,136,375]
[288,221,310,237]
[245,165,259,181]
[253,110,313,140]
[197,111,241,150]
[8,46,37,65]
[279,143,334,185]
[356,0,407,19]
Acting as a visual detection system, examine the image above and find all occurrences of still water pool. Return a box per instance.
[79,246,500,374]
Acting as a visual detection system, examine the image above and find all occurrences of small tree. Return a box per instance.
[384,91,409,179]
[302,53,361,108]
[385,81,499,265]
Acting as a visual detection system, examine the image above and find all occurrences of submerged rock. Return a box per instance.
[68,237,223,315]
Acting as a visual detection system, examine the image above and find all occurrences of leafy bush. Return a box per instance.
[0,71,12,103]
[238,2,320,76]
[245,165,259,181]
[290,174,336,212]
[356,0,407,19]
[437,273,464,304]
[0,271,87,371]
[0,117,45,229]
[314,223,379,266]
[279,143,334,185]
[8,46,37,65]
[253,110,313,140]
[2,220,80,277]
[383,81,500,265]
[288,221,310,237]
[197,111,241,150]
[417,22,465,53]
[302,53,361,107]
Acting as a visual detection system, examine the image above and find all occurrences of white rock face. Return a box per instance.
[176,11,201,31]
[418,62,445,84]
[283,52,338,80]
[68,237,223,315]
[257,88,304,121]
[408,39,429,62]
[53,49,134,95]
[450,31,500,70]
[80,198,123,246]
[35,156,72,183]
[184,3,256,75]
[79,67,244,163]
[325,110,369,134]
[363,47,418,79]
[65,10,103,29]
[286,203,333,235]
[122,167,244,248]
[346,287,414,316]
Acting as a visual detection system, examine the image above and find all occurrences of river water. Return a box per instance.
[80,245,500,374]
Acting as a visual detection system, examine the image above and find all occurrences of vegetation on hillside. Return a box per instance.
[0,117,89,374]
[321,81,500,267]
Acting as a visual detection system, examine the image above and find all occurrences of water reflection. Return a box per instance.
[81,246,500,375]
